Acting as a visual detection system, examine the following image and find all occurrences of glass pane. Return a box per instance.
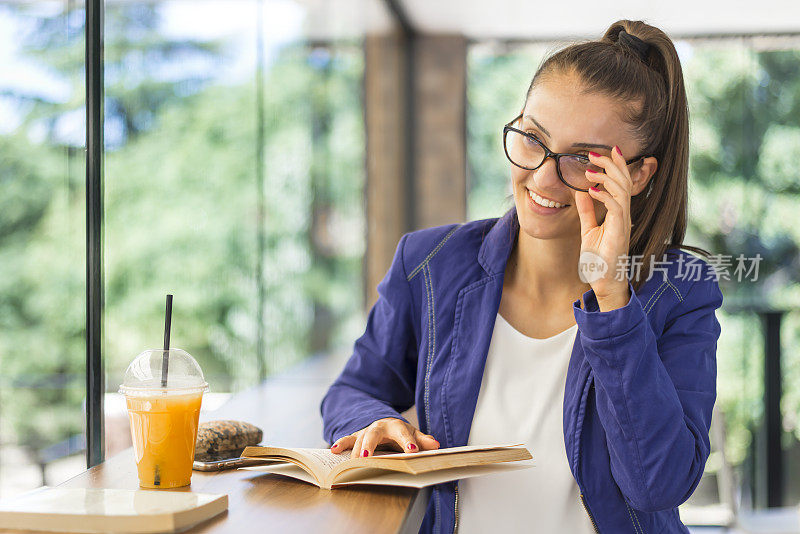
[102,1,367,457]
[0,1,86,498]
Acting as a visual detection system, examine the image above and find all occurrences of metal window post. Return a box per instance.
[761,310,784,508]
[85,0,104,469]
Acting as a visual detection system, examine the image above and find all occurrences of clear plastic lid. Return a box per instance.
[118,348,209,396]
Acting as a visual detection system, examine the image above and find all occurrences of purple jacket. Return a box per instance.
[320,205,723,533]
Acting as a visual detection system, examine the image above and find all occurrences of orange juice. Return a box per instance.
[125,391,203,488]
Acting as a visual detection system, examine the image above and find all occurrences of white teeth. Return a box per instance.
[528,190,568,209]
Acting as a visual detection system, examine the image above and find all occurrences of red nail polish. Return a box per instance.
[362,450,369,457]
[586,168,598,173]
[330,444,337,449]
[615,146,623,156]
[590,186,600,192]
[408,443,417,450]
[588,151,600,158]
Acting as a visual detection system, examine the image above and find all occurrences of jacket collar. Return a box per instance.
[443,205,521,447]
[477,205,519,276]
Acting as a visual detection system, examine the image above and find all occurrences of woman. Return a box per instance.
[321,19,723,533]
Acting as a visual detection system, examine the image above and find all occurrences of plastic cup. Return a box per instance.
[118,348,209,488]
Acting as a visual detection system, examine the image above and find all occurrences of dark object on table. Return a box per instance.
[195,420,263,458]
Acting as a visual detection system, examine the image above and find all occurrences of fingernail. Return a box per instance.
[407,443,417,450]
[586,168,598,173]
[330,444,337,450]
[590,186,600,192]
[589,151,600,158]
[362,450,369,457]
[615,146,623,156]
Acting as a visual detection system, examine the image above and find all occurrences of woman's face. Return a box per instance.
[511,71,652,242]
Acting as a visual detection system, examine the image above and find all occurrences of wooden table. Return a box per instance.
[8,352,430,533]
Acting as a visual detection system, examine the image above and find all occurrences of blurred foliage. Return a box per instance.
[0,3,365,456]
[467,43,800,466]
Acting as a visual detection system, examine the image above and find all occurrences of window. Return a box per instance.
[0,0,368,498]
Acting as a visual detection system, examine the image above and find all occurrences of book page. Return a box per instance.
[243,462,321,487]
[242,446,350,481]
[243,460,535,490]
[333,460,535,488]
[327,445,531,483]
[362,443,524,460]
[242,443,528,488]
[291,448,414,488]
[291,448,352,470]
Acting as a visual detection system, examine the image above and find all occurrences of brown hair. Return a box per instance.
[512,19,710,292]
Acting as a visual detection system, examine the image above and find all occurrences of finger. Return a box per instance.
[588,150,633,193]
[585,170,629,203]
[330,434,356,453]
[360,428,385,458]
[611,145,636,191]
[574,190,598,236]
[584,172,630,222]
[414,430,441,450]
[382,422,418,452]
[351,432,365,459]
[587,187,625,226]
[587,159,631,198]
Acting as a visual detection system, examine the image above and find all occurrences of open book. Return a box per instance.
[239,443,533,490]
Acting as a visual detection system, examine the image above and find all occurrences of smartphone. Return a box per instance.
[192,448,275,472]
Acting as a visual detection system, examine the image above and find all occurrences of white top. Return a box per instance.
[456,312,596,534]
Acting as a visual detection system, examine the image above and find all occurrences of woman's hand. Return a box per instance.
[574,145,633,311]
[329,417,440,459]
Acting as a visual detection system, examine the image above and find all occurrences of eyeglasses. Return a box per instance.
[502,114,653,192]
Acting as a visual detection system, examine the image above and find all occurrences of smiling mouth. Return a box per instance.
[527,189,570,208]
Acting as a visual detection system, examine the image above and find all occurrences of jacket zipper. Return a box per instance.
[453,484,459,533]
[580,493,600,533]
[576,377,599,533]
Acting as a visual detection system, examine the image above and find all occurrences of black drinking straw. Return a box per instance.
[161,294,173,388]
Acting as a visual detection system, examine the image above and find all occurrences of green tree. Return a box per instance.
[0,2,365,472]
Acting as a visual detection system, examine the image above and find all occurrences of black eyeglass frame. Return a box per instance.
[502,113,654,193]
